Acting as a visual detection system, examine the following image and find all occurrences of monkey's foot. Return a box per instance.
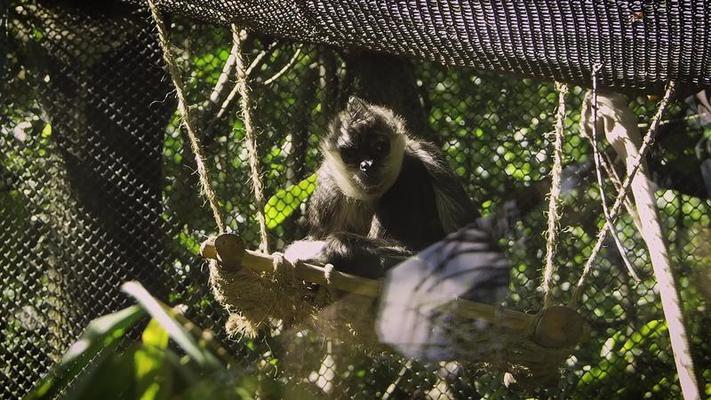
[271,251,289,272]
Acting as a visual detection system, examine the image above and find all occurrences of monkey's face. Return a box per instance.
[323,99,407,200]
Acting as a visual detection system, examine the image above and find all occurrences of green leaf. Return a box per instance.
[621,319,668,355]
[134,320,172,400]
[41,123,52,138]
[142,318,170,349]
[121,281,221,370]
[177,231,201,255]
[578,320,668,388]
[26,305,146,400]
[264,173,317,229]
[73,349,137,400]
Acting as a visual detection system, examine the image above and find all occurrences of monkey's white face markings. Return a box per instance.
[323,136,405,201]
[322,106,408,202]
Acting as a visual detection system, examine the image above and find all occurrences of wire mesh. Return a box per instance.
[143,0,711,90]
[1,1,710,399]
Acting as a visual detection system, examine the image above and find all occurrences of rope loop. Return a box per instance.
[570,79,676,308]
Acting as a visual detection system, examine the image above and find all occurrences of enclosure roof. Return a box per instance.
[152,0,711,90]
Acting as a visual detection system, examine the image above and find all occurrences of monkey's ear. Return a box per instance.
[346,96,369,111]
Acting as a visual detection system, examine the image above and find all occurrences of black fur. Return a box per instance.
[289,99,476,278]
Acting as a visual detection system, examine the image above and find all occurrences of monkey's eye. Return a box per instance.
[340,147,359,165]
[372,140,389,156]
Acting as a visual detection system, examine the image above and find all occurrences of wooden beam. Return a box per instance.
[201,233,587,349]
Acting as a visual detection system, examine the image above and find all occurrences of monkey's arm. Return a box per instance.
[282,170,338,264]
[285,170,409,277]
[284,234,410,279]
[318,232,411,278]
[406,140,478,232]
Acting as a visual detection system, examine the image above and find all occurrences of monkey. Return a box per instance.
[283,97,477,278]
[281,99,513,398]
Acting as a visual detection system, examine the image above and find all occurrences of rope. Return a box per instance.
[231,25,270,253]
[232,25,269,253]
[570,80,676,307]
[541,82,568,308]
[147,0,226,233]
[586,65,639,281]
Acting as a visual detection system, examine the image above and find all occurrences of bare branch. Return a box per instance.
[262,45,304,86]
[214,42,277,121]
[586,66,639,281]
[204,44,238,110]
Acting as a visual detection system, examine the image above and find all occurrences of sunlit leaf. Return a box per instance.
[135,320,172,400]
[41,123,52,138]
[264,173,317,229]
[121,281,221,370]
[177,231,201,255]
[142,318,170,349]
[26,305,146,399]
[578,320,667,387]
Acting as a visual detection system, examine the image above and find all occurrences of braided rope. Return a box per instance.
[147,0,225,233]
[231,26,270,253]
[541,82,568,308]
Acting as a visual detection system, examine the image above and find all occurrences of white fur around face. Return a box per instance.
[381,133,406,194]
[322,128,407,201]
[322,147,368,200]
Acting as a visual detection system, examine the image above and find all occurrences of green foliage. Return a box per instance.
[122,282,221,370]
[577,320,670,396]
[24,282,261,400]
[134,320,171,400]
[264,173,317,229]
[27,306,147,400]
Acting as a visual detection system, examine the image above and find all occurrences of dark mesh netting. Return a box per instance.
[1,1,710,399]
[146,0,711,90]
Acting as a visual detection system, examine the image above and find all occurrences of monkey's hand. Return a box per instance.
[320,232,412,279]
[284,234,411,279]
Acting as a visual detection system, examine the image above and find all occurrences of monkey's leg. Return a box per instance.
[283,239,329,265]
[321,232,412,278]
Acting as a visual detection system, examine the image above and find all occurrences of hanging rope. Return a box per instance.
[147,0,226,233]
[587,64,639,281]
[230,25,270,253]
[570,80,676,308]
[541,82,568,308]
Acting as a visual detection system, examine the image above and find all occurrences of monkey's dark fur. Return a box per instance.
[284,98,476,278]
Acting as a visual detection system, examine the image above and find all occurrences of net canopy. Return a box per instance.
[150,0,711,90]
[2,1,710,399]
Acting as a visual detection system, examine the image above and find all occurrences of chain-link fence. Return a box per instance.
[2,1,710,399]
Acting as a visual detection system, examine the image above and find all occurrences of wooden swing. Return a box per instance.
[147,1,699,395]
